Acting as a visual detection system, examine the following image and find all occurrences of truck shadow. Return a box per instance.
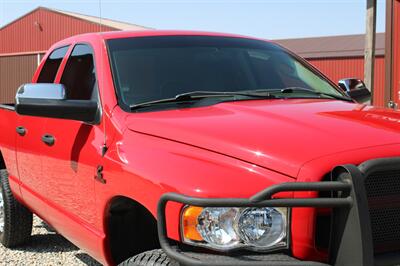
[70,123,93,172]
[75,253,103,266]
[11,219,102,265]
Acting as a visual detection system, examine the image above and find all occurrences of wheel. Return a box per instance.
[119,249,178,266]
[0,170,33,247]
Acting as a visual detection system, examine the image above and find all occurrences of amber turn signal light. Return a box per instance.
[182,206,204,241]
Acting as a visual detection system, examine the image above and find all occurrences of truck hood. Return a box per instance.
[126,99,400,178]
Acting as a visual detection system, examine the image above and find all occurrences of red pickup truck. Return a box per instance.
[0,30,400,266]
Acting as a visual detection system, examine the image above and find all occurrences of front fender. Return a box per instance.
[100,129,294,241]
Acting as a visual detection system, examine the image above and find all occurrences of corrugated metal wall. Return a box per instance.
[0,55,38,103]
[0,7,389,106]
[0,7,116,103]
[0,8,115,54]
[307,56,386,106]
[393,0,400,104]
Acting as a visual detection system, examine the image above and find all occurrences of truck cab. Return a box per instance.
[0,31,400,266]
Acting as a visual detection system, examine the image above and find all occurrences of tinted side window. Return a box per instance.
[37,46,69,83]
[60,44,96,100]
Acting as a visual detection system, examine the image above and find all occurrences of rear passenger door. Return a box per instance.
[16,46,69,207]
[40,44,103,227]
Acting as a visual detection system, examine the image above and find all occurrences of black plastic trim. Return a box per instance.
[157,158,400,266]
[0,104,15,111]
[329,165,374,266]
[157,181,352,266]
[347,88,372,103]
[169,247,328,266]
[16,98,99,123]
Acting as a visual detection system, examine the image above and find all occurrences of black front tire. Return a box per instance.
[0,170,33,247]
[119,249,178,266]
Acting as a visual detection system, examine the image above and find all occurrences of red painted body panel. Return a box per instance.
[125,100,400,178]
[0,109,22,199]
[0,31,400,265]
[0,110,18,178]
[308,56,386,106]
[15,115,45,200]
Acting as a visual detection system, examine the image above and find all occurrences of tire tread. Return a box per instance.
[119,249,177,266]
[0,170,33,248]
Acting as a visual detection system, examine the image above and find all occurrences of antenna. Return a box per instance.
[98,0,108,156]
[98,0,103,33]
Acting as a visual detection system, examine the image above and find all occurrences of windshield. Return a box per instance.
[107,36,344,110]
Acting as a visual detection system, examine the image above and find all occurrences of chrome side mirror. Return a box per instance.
[338,78,371,103]
[16,83,66,101]
[15,83,99,123]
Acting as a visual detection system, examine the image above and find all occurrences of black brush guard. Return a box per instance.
[157,158,400,266]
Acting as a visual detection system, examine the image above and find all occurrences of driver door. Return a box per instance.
[40,44,102,228]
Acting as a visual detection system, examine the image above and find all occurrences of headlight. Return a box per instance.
[197,207,241,248]
[237,207,286,248]
[181,206,288,251]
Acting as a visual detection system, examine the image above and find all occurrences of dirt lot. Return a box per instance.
[0,216,102,266]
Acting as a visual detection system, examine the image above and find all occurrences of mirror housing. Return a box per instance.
[338,78,371,103]
[15,83,99,123]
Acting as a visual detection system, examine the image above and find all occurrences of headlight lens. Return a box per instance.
[181,206,288,251]
[237,207,286,247]
[197,208,240,248]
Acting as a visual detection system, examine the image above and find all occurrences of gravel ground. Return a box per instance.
[0,216,103,266]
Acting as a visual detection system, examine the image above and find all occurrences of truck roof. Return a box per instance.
[54,30,268,46]
[101,30,259,40]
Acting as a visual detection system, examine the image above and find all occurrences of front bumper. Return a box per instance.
[157,158,400,266]
[163,247,328,266]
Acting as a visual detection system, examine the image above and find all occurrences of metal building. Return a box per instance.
[275,33,386,106]
[0,6,150,103]
[385,0,400,108]
[1,4,399,107]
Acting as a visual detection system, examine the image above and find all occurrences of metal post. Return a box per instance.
[364,0,377,104]
[37,53,41,66]
[385,0,397,108]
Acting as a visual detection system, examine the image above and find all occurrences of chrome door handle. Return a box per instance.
[16,126,26,136]
[41,134,55,146]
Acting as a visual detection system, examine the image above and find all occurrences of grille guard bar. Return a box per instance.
[156,161,395,266]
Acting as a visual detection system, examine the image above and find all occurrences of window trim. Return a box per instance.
[36,45,70,83]
[106,40,128,112]
[58,43,98,100]
[106,36,348,113]
[57,42,103,125]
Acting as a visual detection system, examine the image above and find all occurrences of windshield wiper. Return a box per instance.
[129,90,277,110]
[268,87,353,102]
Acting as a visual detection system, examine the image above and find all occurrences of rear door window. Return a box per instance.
[60,44,97,100]
[37,46,69,83]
